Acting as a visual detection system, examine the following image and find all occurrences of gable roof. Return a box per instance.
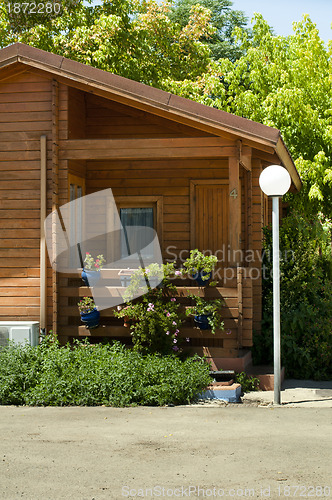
[0,42,301,189]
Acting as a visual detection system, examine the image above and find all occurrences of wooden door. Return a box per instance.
[191,181,229,267]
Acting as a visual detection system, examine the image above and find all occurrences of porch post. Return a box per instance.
[40,135,47,334]
[228,156,241,267]
[52,79,59,335]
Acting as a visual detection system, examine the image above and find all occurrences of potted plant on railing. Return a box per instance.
[183,250,218,286]
[81,253,106,287]
[186,295,224,334]
[122,262,176,302]
[78,297,100,329]
[116,305,137,327]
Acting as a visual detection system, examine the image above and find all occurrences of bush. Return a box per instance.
[235,372,259,393]
[0,338,211,406]
[254,212,332,380]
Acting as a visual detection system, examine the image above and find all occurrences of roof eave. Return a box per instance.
[276,137,302,191]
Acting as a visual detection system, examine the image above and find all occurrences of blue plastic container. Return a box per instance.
[192,271,212,286]
[80,308,100,329]
[194,314,211,330]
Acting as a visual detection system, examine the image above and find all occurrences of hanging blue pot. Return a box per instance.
[192,270,212,286]
[81,269,101,287]
[194,314,211,330]
[80,308,100,329]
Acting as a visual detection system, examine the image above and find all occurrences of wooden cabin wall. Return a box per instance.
[85,94,213,139]
[0,71,53,323]
[251,158,264,334]
[65,88,86,181]
[0,68,286,349]
[85,158,229,263]
[68,87,86,140]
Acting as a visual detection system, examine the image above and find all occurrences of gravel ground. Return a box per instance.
[0,402,331,500]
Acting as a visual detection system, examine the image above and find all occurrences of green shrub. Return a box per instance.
[255,212,332,380]
[0,338,211,406]
[235,372,260,393]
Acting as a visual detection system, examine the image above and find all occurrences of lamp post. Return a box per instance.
[259,165,291,405]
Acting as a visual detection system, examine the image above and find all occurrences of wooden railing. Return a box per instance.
[57,267,253,358]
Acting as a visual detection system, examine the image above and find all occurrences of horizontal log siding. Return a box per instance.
[58,84,69,207]
[58,83,70,206]
[85,158,229,261]
[0,71,53,322]
[56,84,71,337]
[251,158,263,335]
[85,94,213,139]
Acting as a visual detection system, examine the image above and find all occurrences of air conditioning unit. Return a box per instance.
[0,322,39,347]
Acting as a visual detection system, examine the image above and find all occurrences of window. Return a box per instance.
[110,196,163,264]
[120,207,154,259]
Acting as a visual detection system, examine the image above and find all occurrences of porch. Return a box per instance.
[57,266,253,369]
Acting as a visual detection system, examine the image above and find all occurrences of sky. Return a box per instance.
[231,0,332,44]
[88,0,331,43]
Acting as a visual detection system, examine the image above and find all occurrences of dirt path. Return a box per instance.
[0,405,331,500]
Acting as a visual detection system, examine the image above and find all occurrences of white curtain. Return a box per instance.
[120,208,154,259]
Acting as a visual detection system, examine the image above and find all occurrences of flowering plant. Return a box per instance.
[115,263,185,355]
[83,252,106,271]
[78,296,97,314]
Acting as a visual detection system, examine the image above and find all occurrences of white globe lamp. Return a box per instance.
[259,165,291,405]
[259,165,291,197]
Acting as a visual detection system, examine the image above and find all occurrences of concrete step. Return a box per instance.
[199,383,242,402]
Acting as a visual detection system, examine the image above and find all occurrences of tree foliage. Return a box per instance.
[256,215,332,380]
[0,0,215,87]
[168,0,250,61]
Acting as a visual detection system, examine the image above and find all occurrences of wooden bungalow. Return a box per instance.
[0,43,301,369]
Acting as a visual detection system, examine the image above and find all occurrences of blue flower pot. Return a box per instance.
[81,269,101,287]
[194,314,211,330]
[80,308,100,329]
[192,271,212,286]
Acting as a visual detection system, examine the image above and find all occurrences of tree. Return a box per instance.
[0,0,214,87]
[169,0,250,61]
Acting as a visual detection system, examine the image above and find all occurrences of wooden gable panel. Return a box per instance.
[85,93,215,139]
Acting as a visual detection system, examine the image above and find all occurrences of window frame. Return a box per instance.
[108,196,163,264]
